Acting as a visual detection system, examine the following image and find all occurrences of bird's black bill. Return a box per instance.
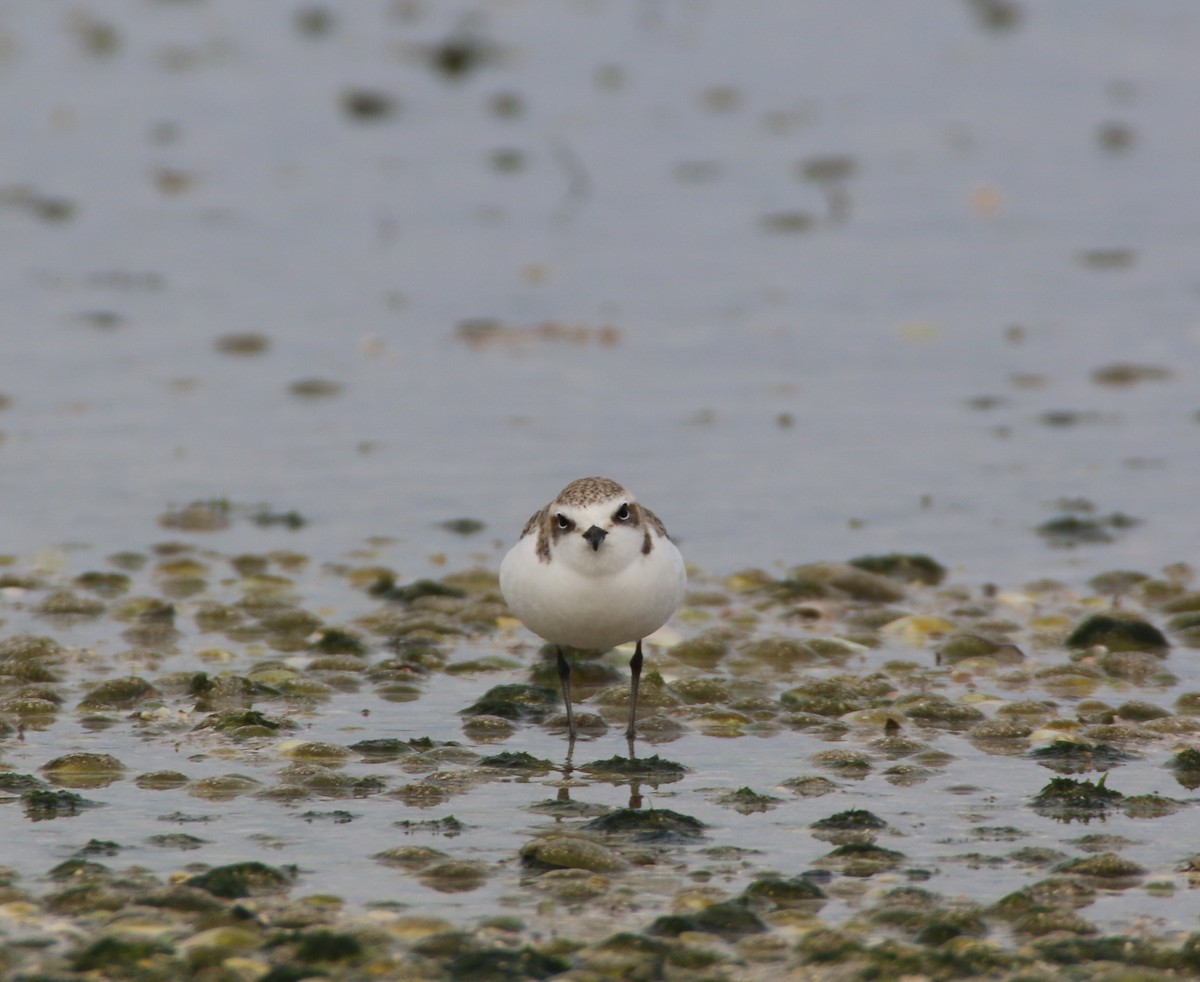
[583,525,607,551]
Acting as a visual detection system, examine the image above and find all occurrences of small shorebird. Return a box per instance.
[499,476,686,743]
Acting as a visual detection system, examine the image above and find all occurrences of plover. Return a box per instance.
[499,476,686,742]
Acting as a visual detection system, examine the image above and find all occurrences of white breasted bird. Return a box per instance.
[499,476,686,742]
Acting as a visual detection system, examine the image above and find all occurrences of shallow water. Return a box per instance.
[1,2,1199,975]
[1,1,1197,587]
[2,547,1200,950]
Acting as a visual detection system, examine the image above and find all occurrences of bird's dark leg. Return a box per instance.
[556,645,577,741]
[557,729,576,806]
[626,639,643,747]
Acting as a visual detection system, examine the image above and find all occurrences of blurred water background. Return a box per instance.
[1,0,1198,591]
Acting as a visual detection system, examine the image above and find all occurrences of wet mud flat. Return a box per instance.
[0,522,1199,980]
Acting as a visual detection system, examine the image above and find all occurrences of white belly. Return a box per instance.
[500,534,685,650]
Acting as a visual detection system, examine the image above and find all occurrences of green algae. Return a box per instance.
[914,908,988,944]
[187,774,263,800]
[418,859,490,893]
[73,936,173,972]
[581,807,707,843]
[41,752,127,788]
[78,675,161,710]
[374,845,450,870]
[147,833,209,850]
[577,754,689,780]
[377,576,468,603]
[896,693,986,728]
[789,562,909,602]
[811,808,887,836]
[394,815,466,836]
[1066,613,1169,652]
[668,675,732,703]
[741,875,826,908]
[309,627,369,655]
[0,772,46,793]
[1038,512,1139,547]
[280,741,354,764]
[849,552,947,584]
[781,775,840,797]
[194,709,295,738]
[781,673,894,715]
[811,749,872,776]
[1032,775,1125,820]
[692,901,771,939]
[477,750,555,772]
[74,570,133,597]
[715,786,782,813]
[1028,740,1136,774]
[0,634,65,683]
[1168,610,1200,645]
[816,842,906,876]
[1170,746,1200,790]
[461,682,556,721]
[938,633,1025,666]
[520,834,628,873]
[22,788,96,820]
[446,945,569,980]
[1,534,1198,978]
[38,589,106,617]
[1122,793,1183,818]
[186,861,297,899]
[668,633,730,668]
[1054,852,1147,880]
[736,636,822,669]
[347,737,424,761]
[159,499,231,532]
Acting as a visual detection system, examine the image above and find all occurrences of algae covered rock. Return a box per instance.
[787,562,908,602]
[186,860,297,898]
[460,683,557,721]
[520,834,627,873]
[417,859,490,893]
[737,636,821,669]
[781,674,893,716]
[1031,775,1124,820]
[41,753,127,789]
[581,807,706,843]
[896,694,985,729]
[716,786,782,814]
[816,842,905,876]
[811,809,887,842]
[937,634,1025,666]
[73,570,132,597]
[78,676,161,710]
[1065,613,1168,653]
[38,590,106,618]
[577,754,689,781]
[478,750,555,773]
[23,788,96,821]
[669,633,730,669]
[741,875,826,909]
[0,634,65,683]
[1053,852,1146,882]
[849,553,947,586]
[650,902,767,941]
[194,709,296,739]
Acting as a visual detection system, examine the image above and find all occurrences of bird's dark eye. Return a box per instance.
[614,503,631,522]
[555,513,572,530]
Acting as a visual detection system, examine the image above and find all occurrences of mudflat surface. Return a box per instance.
[1,3,1199,978]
